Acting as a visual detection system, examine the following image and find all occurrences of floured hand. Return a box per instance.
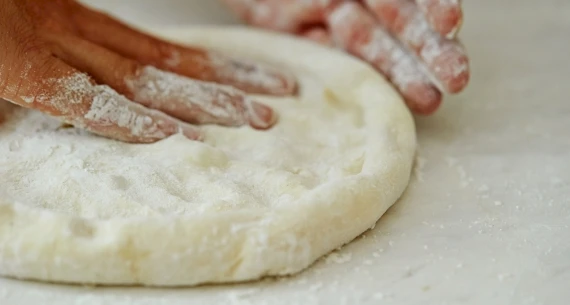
[222,0,469,114]
[0,0,296,143]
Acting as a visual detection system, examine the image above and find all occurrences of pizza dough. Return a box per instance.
[0,27,416,286]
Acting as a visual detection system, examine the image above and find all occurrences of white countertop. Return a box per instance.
[2,0,569,304]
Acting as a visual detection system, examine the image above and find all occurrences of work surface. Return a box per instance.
[2,1,569,304]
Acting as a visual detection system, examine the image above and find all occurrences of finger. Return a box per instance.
[416,0,463,39]
[221,0,342,32]
[43,33,277,129]
[300,27,334,46]
[327,2,441,114]
[69,1,296,96]
[126,67,277,130]
[363,0,469,93]
[2,56,200,143]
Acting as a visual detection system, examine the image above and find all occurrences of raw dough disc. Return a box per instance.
[0,26,416,286]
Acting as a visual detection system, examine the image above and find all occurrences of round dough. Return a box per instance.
[0,26,416,286]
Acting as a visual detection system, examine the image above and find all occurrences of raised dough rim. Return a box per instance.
[0,26,416,286]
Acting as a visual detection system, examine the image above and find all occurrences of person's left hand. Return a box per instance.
[0,0,297,143]
[222,0,469,114]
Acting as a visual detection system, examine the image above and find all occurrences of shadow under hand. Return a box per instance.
[0,99,21,126]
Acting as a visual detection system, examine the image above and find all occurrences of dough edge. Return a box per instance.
[0,26,416,286]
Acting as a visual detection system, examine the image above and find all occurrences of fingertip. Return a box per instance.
[253,67,299,96]
[210,54,298,97]
[412,98,442,115]
[402,83,442,115]
[435,51,470,94]
[447,67,470,94]
[272,71,299,96]
[246,100,278,130]
[179,123,203,141]
[417,0,464,38]
[300,27,334,46]
[435,6,463,39]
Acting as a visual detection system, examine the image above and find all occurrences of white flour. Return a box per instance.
[126,66,271,127]
[0,71,365,219]
[208,52,296,95]
[0,27,415,286]
[328,3,432,93]
[20,73,192,143]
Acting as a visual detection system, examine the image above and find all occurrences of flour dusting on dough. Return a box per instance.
[0,27,415,286]
[126,66,273,128]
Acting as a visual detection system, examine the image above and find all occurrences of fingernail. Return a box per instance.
[180,123,203,141]
[405,83,442,115]
[247,100,277,129]
[279,72,299,95]
[266,70,298,96]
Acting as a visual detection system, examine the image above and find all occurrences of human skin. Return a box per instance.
[222,0,469,114]
[0,0,295,143]
[0,0,468,143]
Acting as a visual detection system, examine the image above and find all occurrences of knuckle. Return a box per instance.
[0,38,47,100]
[0,0,62,100]
[5,58,59,105]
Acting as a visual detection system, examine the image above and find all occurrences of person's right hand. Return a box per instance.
[0,0,296,143]
[222,0,469,114]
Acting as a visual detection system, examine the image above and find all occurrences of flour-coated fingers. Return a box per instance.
[364,0,469,93]
[416,0,463,39]
[300,27,334,46]
[69,0,296,96]
[44,32,277,129]
[1,56,201,143]
[327,2,442,114]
